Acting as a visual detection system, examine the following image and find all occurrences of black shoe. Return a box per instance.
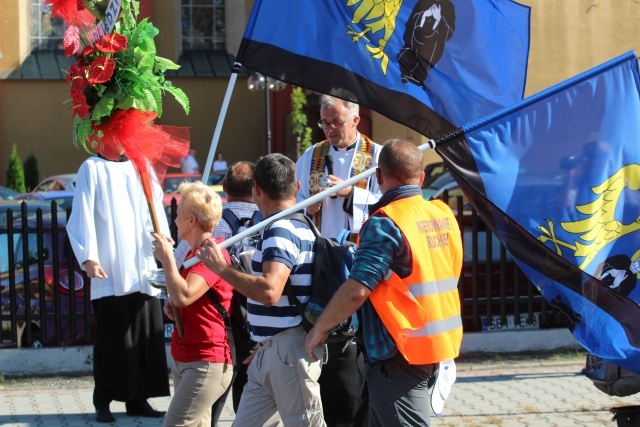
[126,400,165,418]
[95,407,115,423]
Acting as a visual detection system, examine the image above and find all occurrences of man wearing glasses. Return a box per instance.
[296,93,382,426]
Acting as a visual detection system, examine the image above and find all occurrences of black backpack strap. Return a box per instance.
[263,211,317,324]
[249,210,265,226]
[221,208,241,235]
[206,288,237,366]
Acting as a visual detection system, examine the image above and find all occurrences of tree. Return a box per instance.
[6,144,25,193]
[23,152,40,192]
[291,87,313,158]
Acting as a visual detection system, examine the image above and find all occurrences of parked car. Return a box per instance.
[0,186,20,201]
[0,208,92,348]
[422,170,472,215]
[0,200,65,227]
[162,172,227,220]
[422,161,447,189]
[15,191,75,212]
[34,174,77,192]
[442,200,564,333]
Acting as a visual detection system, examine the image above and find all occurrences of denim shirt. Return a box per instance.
[350,185,421,363]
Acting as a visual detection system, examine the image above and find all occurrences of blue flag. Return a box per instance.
[237,0,530,138]
[437,51,640,372]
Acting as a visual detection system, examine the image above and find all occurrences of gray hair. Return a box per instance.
[321,94,359,116]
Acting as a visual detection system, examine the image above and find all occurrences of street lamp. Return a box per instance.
[247,72,286,154]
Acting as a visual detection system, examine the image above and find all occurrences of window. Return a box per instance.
[30,2,65,51]
[182,0,225,50]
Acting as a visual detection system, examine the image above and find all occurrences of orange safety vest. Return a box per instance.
[368,195,463,365]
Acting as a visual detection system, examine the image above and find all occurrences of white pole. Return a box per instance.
[184,139,436,268]
[201,64,241,183]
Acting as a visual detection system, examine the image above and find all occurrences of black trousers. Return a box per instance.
[319,340,369,427]
[92,293,169,408]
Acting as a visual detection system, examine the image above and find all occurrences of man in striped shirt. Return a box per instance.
[198,153,325,426]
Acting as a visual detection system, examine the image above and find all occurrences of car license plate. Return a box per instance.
[481,313,540,332]
[164,324,174,339]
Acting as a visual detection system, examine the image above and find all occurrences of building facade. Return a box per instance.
[0,1,638,181]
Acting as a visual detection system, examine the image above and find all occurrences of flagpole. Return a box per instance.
[183,139,436,268]
[201,63,241,183]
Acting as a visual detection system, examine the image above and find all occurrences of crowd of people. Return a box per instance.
[68,94,463,427]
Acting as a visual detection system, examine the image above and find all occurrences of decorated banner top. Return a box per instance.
[45,0,190,184]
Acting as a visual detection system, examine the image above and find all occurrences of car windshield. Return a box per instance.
[425,171,454,191]
[165,176,199,194]
[0,232,45,274]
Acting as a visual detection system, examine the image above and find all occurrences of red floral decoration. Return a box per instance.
[44,0,95,28]
[94,33,128,54]
[87,57,116,85]
[63,25,81,57]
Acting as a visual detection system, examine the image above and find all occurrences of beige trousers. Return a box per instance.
[164,360,233,427]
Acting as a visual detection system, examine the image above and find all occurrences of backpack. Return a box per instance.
[221,208,264,263]
[265,212,359,342]
[218,208,265,363]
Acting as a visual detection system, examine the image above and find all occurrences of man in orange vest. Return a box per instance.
[305,139,463,427]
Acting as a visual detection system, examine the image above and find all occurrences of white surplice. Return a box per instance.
[67,157,170,300]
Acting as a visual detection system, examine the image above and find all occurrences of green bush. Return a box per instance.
[6,144,25,193]
[23,153,40,192]
[291,87,313,158]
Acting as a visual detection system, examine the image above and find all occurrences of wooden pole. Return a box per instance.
[139,169,184,339]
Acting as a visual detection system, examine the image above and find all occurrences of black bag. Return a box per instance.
[265,212,358,342]
[221,208,264,264]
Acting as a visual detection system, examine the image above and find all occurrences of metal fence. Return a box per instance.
[0,197,563,348]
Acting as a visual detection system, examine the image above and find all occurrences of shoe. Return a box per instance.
[126,400,166,418]
[95,407,115,423]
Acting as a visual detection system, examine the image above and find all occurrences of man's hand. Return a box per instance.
[327,175,352,198]
[196,237,231,275]
[305,326,329,362]
[84,260,107,278]
[307,200,322,216]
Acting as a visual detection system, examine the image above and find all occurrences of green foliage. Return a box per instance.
[291,87,313,157]
[72,0,190,151]
[6,144,25,193]
[23,153,40,192]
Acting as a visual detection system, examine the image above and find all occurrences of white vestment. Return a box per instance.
[67,157,170,300]
[296,135,382,238]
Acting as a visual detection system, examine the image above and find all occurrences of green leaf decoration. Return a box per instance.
[163,85,190,115]
[91,96,115,121]
[155,56,181,72]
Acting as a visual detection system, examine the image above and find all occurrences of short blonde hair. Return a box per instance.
[177,181,222,232]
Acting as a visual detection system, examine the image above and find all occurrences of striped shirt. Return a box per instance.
[248,216,315,341]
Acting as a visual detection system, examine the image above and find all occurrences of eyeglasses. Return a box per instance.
[317,116,355,129]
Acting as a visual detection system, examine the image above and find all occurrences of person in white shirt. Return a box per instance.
[212,152,228,172]
[181,148,199,173]
[67,152,170,423]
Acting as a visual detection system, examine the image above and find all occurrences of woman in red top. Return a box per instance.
[152,180,234,427]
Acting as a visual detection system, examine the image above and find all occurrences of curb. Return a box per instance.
[0,329,583,377]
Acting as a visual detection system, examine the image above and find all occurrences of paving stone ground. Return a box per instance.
[1,353,639,426]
